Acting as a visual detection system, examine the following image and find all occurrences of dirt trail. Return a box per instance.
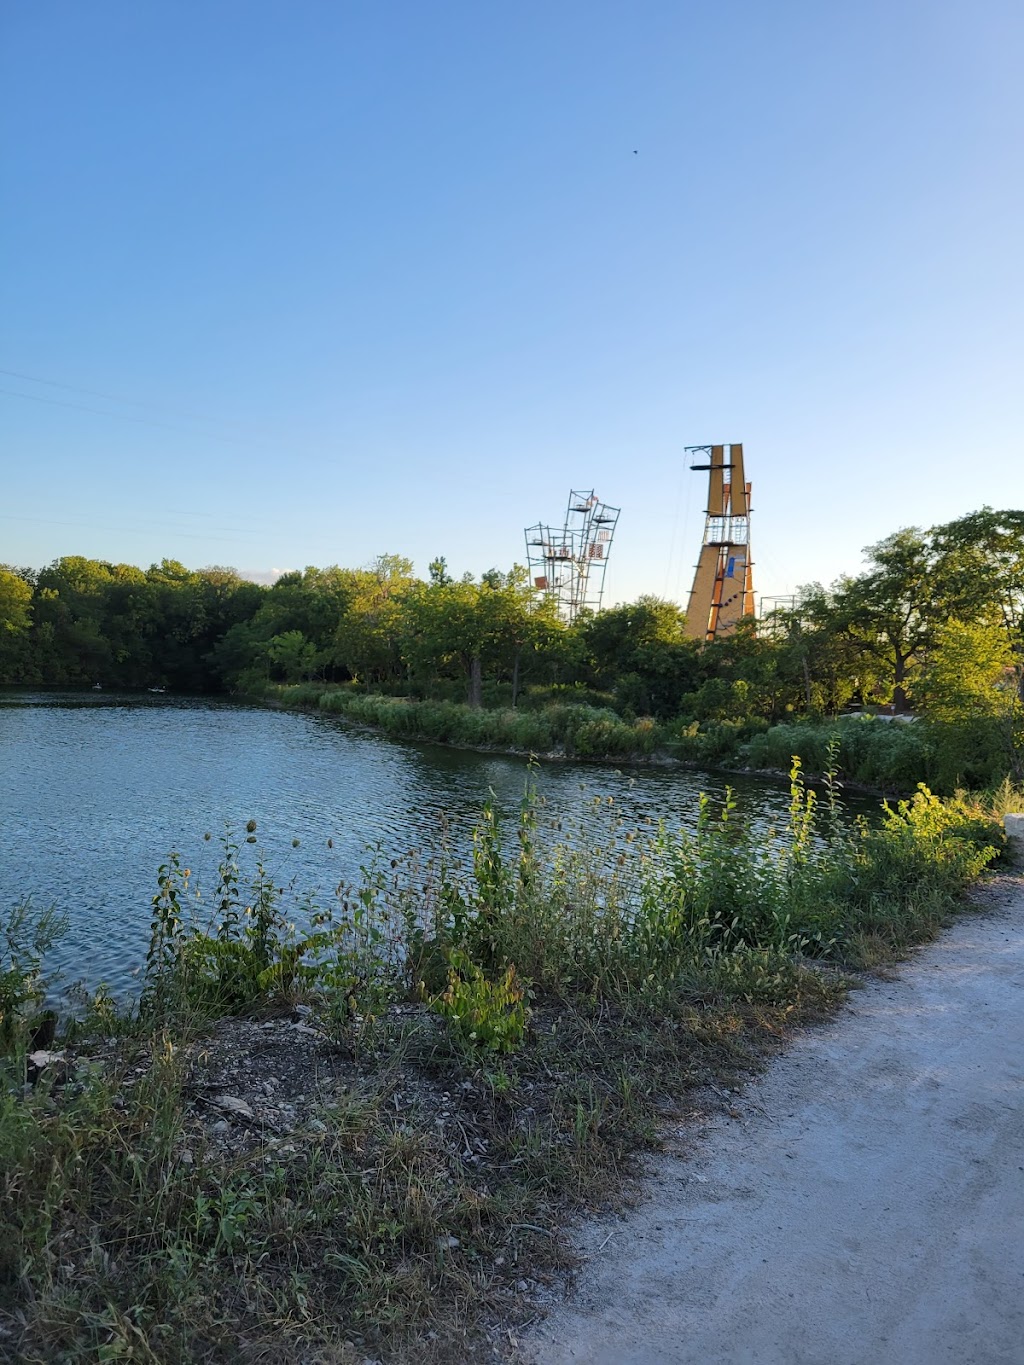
[525,878,1024,1365]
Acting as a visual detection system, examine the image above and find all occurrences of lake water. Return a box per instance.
[0,692,861,994]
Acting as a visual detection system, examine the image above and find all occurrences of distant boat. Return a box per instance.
[148,687,166,694]
[92,683,102,691]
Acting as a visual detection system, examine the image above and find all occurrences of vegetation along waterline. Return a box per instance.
[1,763,1016,1363]
[2,505,1022,795]
[2,692,835,999]
[258,680,1013,800]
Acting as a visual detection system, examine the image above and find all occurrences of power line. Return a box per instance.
[0,365,260,433]
[0,381,281,451]
[0,512,263,546]
[1,505,270,536]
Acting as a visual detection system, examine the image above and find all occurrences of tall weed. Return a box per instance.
[0,901,67,1052]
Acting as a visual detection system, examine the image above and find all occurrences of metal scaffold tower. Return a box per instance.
[525,489,620,622]
[684,443,755,641]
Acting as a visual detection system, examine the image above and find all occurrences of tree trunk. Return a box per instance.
[892,651,909,713]
[468,654,483,709]
[511,648,521,708]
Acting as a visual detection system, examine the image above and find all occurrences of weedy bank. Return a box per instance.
[266,681,1020,796]
[0,757,1011,1362]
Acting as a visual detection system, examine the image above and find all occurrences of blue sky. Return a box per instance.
[2,1,1022,605]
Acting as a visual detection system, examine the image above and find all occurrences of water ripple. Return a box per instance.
[0,692,845,993]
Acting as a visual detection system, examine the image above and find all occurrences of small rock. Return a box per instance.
[27,1050,70,1083]
[28,1049,67,1069]
[307,1118,327,1133]
[212,1094,254,1120]
[211,1120,230,1135]
[179,1149,194,1166]
[437,1235,460,1250]
[292,1003,313,1019]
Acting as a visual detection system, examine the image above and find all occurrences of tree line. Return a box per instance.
[1,507,1022,735]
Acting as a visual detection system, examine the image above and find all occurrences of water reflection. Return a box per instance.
[0,692,870,992]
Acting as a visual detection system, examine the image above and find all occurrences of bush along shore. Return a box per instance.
[265,681,669,761]
[261,680,1011,797]
[1,760,1014,1363]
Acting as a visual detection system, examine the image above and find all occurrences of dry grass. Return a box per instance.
[1,976,845,1363]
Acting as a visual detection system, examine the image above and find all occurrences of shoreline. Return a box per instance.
[257,688,909,799]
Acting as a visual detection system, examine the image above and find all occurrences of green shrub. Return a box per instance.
[271,686,671,761]
[430,952,528,1053]
[665,716,765,765]
[920,716,1020,792]
[741,716,936,792]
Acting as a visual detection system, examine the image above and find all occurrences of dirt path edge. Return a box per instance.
[523,876,1024,1365]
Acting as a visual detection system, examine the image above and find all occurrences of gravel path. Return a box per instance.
[525,877,1024,1365]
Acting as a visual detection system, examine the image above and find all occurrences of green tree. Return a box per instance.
[332,556,415,685]
[267,630,319,683]
[828,529,937,712]
[764,586,881,716]
[32,557,118,684]
[581,596,699,717]
[931,508,1024,701]
[0,567,33,681]
[402,576,488,705]
[474,567,563,706]
[428,556,452,586]
[0,567,32,636]
[916,619,1024,783]
[210,566,354,689]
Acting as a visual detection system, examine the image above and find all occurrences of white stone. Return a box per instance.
[212,1094,254,1120]
[28,1050,66,1069]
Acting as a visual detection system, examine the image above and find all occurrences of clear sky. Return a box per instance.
[2,1,1022,605]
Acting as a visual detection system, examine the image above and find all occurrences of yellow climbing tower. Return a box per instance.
[684,443,755,641]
